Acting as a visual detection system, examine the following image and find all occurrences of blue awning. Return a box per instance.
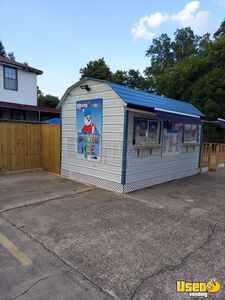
[218,118,225,129]
[156,111,201,124]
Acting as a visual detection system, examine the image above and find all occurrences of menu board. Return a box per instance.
[183,124,198,143]
[135,119,159,145]
[162,121,182,157]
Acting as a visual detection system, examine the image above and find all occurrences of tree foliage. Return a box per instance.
[37,87,59,108]
[0,40,16,60]
[80,58,112,80]
[146,33,174,70]
[7,52,16,61]
[214,20,225,40]
[0,40,6,56]
[144,21,225,119]
[80,58,146,90]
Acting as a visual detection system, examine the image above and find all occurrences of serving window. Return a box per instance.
[183,124,199,144]
[133,118,160,145]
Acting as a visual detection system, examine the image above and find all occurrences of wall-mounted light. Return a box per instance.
[80,84,91,91]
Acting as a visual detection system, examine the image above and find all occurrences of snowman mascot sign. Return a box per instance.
[77,99,102,160]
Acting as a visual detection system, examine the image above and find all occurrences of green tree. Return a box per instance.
[37,87,59,108]
[144,20,225,119]
[172,27,198,61]
[80,58,112,80]
[0,40,16,60]
[126,69,145,90]
[37,86,43,98]
[198,33,211,53]
[214,19,225,39]
[146,33,174,70]
[7,52,15,60]
[80,58,148,91]
[0,40,6,56]
[38,95,59,108]
[145,33,175,94]
[111,70,128,85]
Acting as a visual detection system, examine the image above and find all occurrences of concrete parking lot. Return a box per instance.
[0,170,225,299]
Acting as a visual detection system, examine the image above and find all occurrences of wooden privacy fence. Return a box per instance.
[200,143,225,170]
[41,124,60,173]
[0,121,60,173]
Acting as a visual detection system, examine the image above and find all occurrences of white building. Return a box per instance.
[0,56,59,122]
[59,78,204,193]
[0,55,42,106]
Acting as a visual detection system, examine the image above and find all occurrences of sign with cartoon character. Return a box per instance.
[76,99,102,160]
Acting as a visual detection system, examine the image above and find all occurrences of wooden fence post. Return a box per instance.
[208,143,212,168]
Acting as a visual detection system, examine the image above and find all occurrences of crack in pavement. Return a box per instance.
[0,187,96,213]
[198,207,216,219]
[123,194,165,209]
[130,224,217,300]
[9,268,73,300]
[0,215,116,300]
[197,200,225,221]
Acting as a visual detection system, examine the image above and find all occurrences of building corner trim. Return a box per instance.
[121,108,128,186]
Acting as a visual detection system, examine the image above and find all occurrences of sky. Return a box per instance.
[0,0,224,98]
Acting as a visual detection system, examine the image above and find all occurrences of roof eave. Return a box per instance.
[58,77,108,107]
[0,59,43,75]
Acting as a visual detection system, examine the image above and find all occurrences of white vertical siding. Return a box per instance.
[0,65,37,105]
[125,111,200,192]
[61,79,125,192]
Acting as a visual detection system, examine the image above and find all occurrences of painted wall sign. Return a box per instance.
[77,99,102,160]
[162,121,182,157]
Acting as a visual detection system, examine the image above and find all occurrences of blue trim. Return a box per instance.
[121,109,128,186]
[218,118,225,129]
[156,111,201,124]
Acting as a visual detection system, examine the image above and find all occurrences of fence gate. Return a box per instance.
[0,121,60,174]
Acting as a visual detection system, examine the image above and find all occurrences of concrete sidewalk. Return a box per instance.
[1,170,225,299]
[0,170,94,212]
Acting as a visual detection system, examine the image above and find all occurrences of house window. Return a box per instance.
[4,66,18,91]
[183,124,199,143]
[134,118,160,145]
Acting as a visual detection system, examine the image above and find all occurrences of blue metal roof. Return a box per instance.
[107,81,204,117]
[60,77,204,117]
